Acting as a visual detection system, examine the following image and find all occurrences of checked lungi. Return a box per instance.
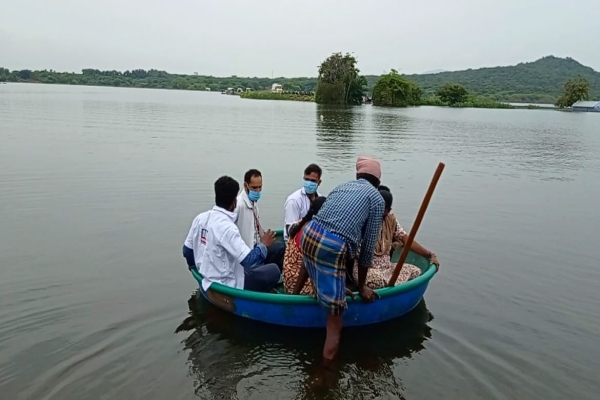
[301,220,348,316]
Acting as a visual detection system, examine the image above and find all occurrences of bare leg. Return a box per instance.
[292,264,309,294]
[323,314,343,361]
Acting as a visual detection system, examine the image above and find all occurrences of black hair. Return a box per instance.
[356,173,380,188]
[379,188,393,210]
[304,163,322,178]
[243,169,262,184]
[288,196,327,238]
[214,175,240,209]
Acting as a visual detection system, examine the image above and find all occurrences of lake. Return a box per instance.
[1,83,599,400]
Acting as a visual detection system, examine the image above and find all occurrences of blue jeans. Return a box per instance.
[243,263,280,292]
[265,241,286,272]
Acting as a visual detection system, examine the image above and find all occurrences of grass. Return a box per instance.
[239,91,315,102]
[418,96,514,109]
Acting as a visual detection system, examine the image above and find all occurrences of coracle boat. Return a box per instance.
[190,229,437,328]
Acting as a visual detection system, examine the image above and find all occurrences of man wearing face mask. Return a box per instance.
[235,169,286,271]
[182,175,280,293]
[283,163,323,241]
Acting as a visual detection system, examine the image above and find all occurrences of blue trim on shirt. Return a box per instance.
[240,243,267,269]
[182,244,195,269]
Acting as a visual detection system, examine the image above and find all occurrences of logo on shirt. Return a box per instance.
[200,229,208,244]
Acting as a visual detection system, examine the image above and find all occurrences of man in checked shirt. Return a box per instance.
[298,156,385,362]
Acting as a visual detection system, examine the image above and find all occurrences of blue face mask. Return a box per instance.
[303,180,318,195]
[248,190,261,202]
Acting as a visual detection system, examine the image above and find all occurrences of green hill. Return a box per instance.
[365,56,600,103]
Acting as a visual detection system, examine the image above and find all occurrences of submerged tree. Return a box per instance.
[555,76,590,108]
[315,52,366,105]
[372,69,422,107]
[436,83,469,105]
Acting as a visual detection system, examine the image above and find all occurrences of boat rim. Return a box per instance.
[190,240,437,305]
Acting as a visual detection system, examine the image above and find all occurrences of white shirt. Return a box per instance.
[235,190,262,248]
[183,206,251,291]
[283,187,313,241]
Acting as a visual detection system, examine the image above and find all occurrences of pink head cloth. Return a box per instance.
[356,156,381,180]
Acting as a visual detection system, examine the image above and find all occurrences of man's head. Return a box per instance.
[379,185,393,218]
[243,169,262,202]
[303,163,322,195]
[356,156,381,187]
[214,175,240,212]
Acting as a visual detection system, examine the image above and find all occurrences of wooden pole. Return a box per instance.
[387,162,445,286]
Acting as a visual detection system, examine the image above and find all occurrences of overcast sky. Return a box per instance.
[1,0,598,77]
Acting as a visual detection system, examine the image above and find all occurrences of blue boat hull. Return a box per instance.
[190,237,436,328]
[196,278,429,328]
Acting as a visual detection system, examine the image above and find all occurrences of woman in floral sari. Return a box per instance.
[351,186,440,289]
[282,196,327,294]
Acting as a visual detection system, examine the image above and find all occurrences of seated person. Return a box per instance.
[282,196,327,294]
[350,186,440,289]
[235,169,285,271]
[283,163,322,241]
[182,175,281,293]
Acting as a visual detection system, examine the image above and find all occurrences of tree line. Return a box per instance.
[1,54,597,106]
[314,53,592,108]
[0,67,317,93]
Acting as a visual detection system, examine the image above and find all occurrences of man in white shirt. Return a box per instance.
[182,175,280,293]
[283,163,322,241]
[235,169,285,270]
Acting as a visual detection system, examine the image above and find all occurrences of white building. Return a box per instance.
[271,83,283,93]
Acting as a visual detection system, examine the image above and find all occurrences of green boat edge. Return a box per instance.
[190,229,437,305]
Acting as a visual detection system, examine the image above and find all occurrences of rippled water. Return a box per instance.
[1,83,599,400]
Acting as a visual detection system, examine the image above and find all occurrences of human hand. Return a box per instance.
[430,254,440,271]
[260,229,276,247]
[345,287,355,300]
[358,286,380,303]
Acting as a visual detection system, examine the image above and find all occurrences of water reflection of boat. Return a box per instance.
[175,293,433,398]
[190,229,437,328]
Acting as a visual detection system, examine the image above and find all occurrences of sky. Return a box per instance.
[1,0,599,77]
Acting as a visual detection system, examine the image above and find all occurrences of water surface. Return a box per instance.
[1,83,599,399]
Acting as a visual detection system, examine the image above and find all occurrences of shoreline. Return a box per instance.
[239,91,314,102]
[4,81,559,111]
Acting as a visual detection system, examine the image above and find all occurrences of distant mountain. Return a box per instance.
[365,56,600,103]
[422,69,447,74]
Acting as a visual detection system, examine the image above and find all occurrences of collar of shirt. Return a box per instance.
[212,205,237,221]
[239,189,254,209]
[300,187,320,198]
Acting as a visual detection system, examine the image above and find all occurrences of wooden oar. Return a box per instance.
[387,162,445,286]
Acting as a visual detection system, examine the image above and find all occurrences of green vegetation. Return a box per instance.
[315,52,366,105]
[371,72,512,109]
[418,95,512,109]
[388,56,600,104]
[555,76,590,108]
[372,69,421,107]
[239,91,314,102]
[2,56,598,104]
[0,67,316,93]
[436,83,469,105]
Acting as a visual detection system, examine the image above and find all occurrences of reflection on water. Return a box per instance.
[315,105,358,172]
[175,294,433,399]
[371,108,413,155]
